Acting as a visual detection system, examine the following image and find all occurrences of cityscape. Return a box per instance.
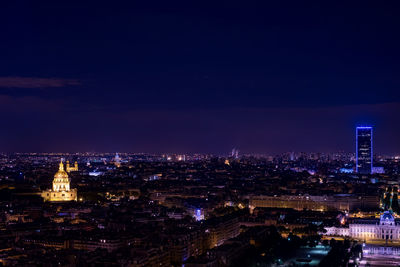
[0,127,399,266]
[1,1,400,267]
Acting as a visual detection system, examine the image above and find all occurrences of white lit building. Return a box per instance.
[325,211,400,242]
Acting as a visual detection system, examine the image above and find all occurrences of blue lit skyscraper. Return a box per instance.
[356,126,373,174]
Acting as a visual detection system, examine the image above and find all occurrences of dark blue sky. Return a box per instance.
[1,1,399,154]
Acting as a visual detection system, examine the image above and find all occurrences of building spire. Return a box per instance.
[59,159,64,171]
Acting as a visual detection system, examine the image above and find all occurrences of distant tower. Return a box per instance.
[231,148,239,159]
[66,161,78,172]
[356,126,373,174]
[114,153,121,167]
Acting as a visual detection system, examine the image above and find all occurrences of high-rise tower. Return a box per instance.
[356,126,373,174]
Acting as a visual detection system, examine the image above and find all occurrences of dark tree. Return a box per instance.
[384,187,392,210]
[392,187,399,213]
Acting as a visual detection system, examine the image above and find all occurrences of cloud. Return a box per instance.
[0,95,61,112]
[0,77,80,88]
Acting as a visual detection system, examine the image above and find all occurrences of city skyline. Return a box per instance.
[1,2,400,266]
[1,124,398,157]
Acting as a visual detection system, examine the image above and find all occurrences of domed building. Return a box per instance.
[325,211,400,242]
[41,160,77,202]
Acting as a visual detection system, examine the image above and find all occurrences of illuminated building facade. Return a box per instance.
[206,216,240,248]
[356,126,373,174]
[194,208,205,221]
[325,211,400,243]
[249,195,379,212]
[41,160,77,202]
[66,161,78,172]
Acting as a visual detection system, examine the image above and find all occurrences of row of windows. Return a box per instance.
[353,233,394,239]
[352,228,395,233]
[46,193,74,197]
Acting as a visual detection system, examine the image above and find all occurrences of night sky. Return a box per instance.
[1,1,400,154]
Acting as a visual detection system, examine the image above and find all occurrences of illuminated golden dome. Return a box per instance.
[54,161,69,180]
[41,160,77,202]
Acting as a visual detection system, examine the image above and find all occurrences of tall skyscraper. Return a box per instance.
[356,126,373,174]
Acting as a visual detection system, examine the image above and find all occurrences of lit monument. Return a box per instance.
[114,153,121,168]
[41,160,78,202]
[66,161,78,172]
